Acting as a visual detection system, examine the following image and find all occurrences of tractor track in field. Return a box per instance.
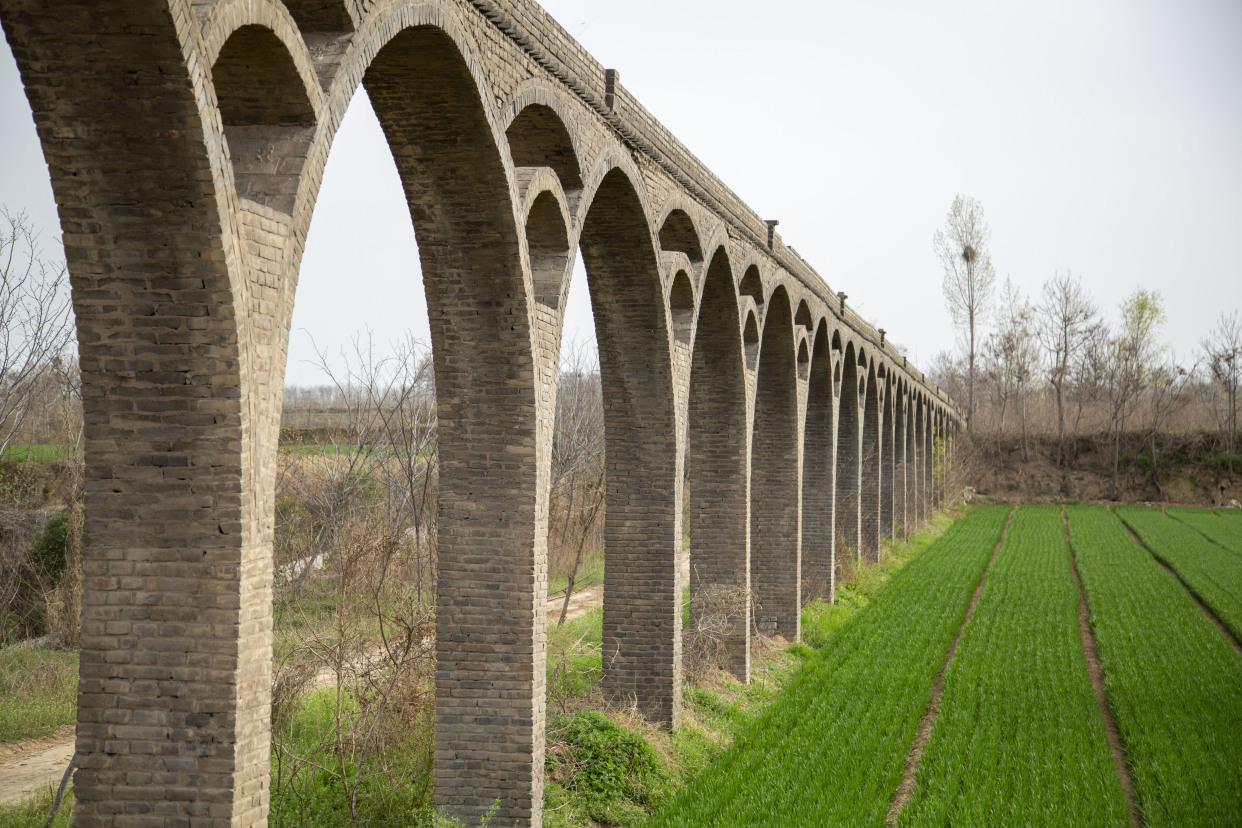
[1064,508,1142,828]
[885,506,1014,826]
[1121,522,1242,660]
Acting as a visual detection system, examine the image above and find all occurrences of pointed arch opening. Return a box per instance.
[687,247,750,681]
[213,25,316,214]
[507,103,583,192]
[743,311,760,370]
[861,362,882,562]
[658,208,703,263]
[740,265,764,309]
[526,190,571,310]
[579,166,682,727]
[802,325,836,603]
[794,300,813,331]
[835,344,861,574]
[880,377,896,541]
[669,270,695,344]
[750,287,800,641]
[360,24,541,826]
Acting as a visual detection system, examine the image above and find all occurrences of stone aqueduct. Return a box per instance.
[1,0,961,825]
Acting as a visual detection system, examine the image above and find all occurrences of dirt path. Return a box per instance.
[886,507,1014,826]
[0,584,607,807]
[0,727,74,806]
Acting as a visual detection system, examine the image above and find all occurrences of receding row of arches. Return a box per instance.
[0,2,960,826]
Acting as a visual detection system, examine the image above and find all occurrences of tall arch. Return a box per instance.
[687,247,750,680]
[881,372,896,541]
[835,343,862,574]
[362,24,545,826]
[578,165,683,727]
[802,324,836,601]
[750,287,801,640]
[860,360,881,562]
[895,385,909,538]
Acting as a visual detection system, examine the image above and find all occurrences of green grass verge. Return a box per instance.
[1069,506,1242,827]
[1117,506,1242,641]
[900,506,1128,827]
[1167,506,1242,556]
[0,647,78,742]
[645,505,1011,827]
[0,445,66,463]
[0,786,73,828]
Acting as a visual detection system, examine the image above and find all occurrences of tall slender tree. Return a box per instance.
[1035,271,1098,466]
[934,195,996,431]
[1200,310,1242,476]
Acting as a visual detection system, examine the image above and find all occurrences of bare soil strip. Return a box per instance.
[1063,509,1142,828]
[1121,524,1242,660]
[886,507,1014,826]
[0,585,606,808]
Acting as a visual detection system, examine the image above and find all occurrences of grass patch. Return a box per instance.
[0,647,78,742]
[0,445,66,463]
[0,786,73,828]
[548,553,604,599]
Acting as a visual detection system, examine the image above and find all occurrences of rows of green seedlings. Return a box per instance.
[1116,506,1242,641]
[645,505,1011,828]
[1068,506,1242,827]
[898,506,1128,827]
[1167,506,1242,555]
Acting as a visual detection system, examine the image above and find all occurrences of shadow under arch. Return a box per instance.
[577,166,683,728]
[835,342,861,576]
[861,360,881,562]
[687,246,750,681]
[750,286,800,640]
[213,24,317,214]
[881,372,896,541]
[802,324,836,603]
[912,395,926,525]
[361,24,542,827]
[892,383,909,539]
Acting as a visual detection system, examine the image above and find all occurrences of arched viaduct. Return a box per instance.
[0,1,961,825]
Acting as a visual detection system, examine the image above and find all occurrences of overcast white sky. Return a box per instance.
[2,0,1240,387]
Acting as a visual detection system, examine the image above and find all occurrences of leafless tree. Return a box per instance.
[1200,310,1242,476]
[1144,351,1196,490]
[982,277,1039,448]
[0,208,76,456]
[1036,271,1099,466]
[934,194,996,431]
[373,336,438,605]
[1106,289,1165,499]
[550,336,605,626]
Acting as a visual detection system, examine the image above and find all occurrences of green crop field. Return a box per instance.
[645,504,1242,828]
[646,505,1012,827]
[1167,506,1242,555]
[1068,506,1242,827]
[1116,506,1242,641]
[899,506,1127,826]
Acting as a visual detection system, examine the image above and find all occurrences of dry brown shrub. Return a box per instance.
[683,582,750,685]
